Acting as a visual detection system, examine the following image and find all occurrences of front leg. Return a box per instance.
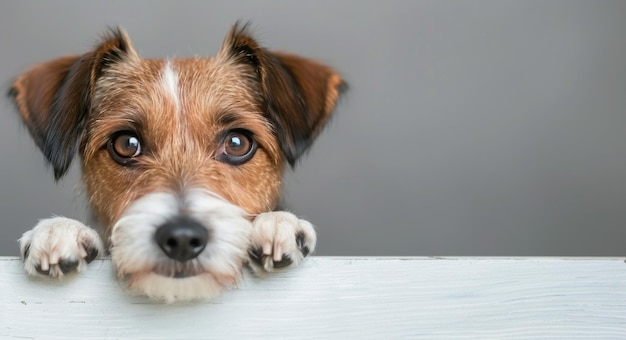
[247,211,317,273]
[19,217,105,278]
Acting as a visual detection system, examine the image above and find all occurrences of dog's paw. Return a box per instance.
[18,217,104,278]
[247,211,316,274]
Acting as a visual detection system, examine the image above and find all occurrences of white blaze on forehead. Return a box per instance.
[161,60,180,112]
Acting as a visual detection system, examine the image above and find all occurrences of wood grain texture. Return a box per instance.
[1,257,625,339]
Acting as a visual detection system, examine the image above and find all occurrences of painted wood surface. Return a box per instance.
[1,257,625,339]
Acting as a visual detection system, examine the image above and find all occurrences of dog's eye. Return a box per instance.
[225,132,251,156]
[217,130,257,165]
[108,131,142,165]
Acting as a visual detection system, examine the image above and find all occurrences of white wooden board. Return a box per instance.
[1,257,625,339]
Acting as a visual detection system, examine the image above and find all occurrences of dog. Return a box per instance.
[8,22,345,302]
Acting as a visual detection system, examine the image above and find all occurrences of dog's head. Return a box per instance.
[9,23,345,301]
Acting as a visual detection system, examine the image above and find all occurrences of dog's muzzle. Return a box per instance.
[154,215,209,262]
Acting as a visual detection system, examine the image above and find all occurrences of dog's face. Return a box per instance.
[9,23,344,301]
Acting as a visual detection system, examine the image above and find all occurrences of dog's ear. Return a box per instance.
[221,22,347,166]
[8,28,137,180]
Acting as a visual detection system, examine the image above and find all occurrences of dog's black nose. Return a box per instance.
[155,216,209,262]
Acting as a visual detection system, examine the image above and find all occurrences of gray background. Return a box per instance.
[1,1,625,256]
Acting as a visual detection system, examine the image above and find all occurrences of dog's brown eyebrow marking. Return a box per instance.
[215,110,267,129]
[217,112,241,126]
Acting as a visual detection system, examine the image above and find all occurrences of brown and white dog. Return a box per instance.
[8,22,345,302]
